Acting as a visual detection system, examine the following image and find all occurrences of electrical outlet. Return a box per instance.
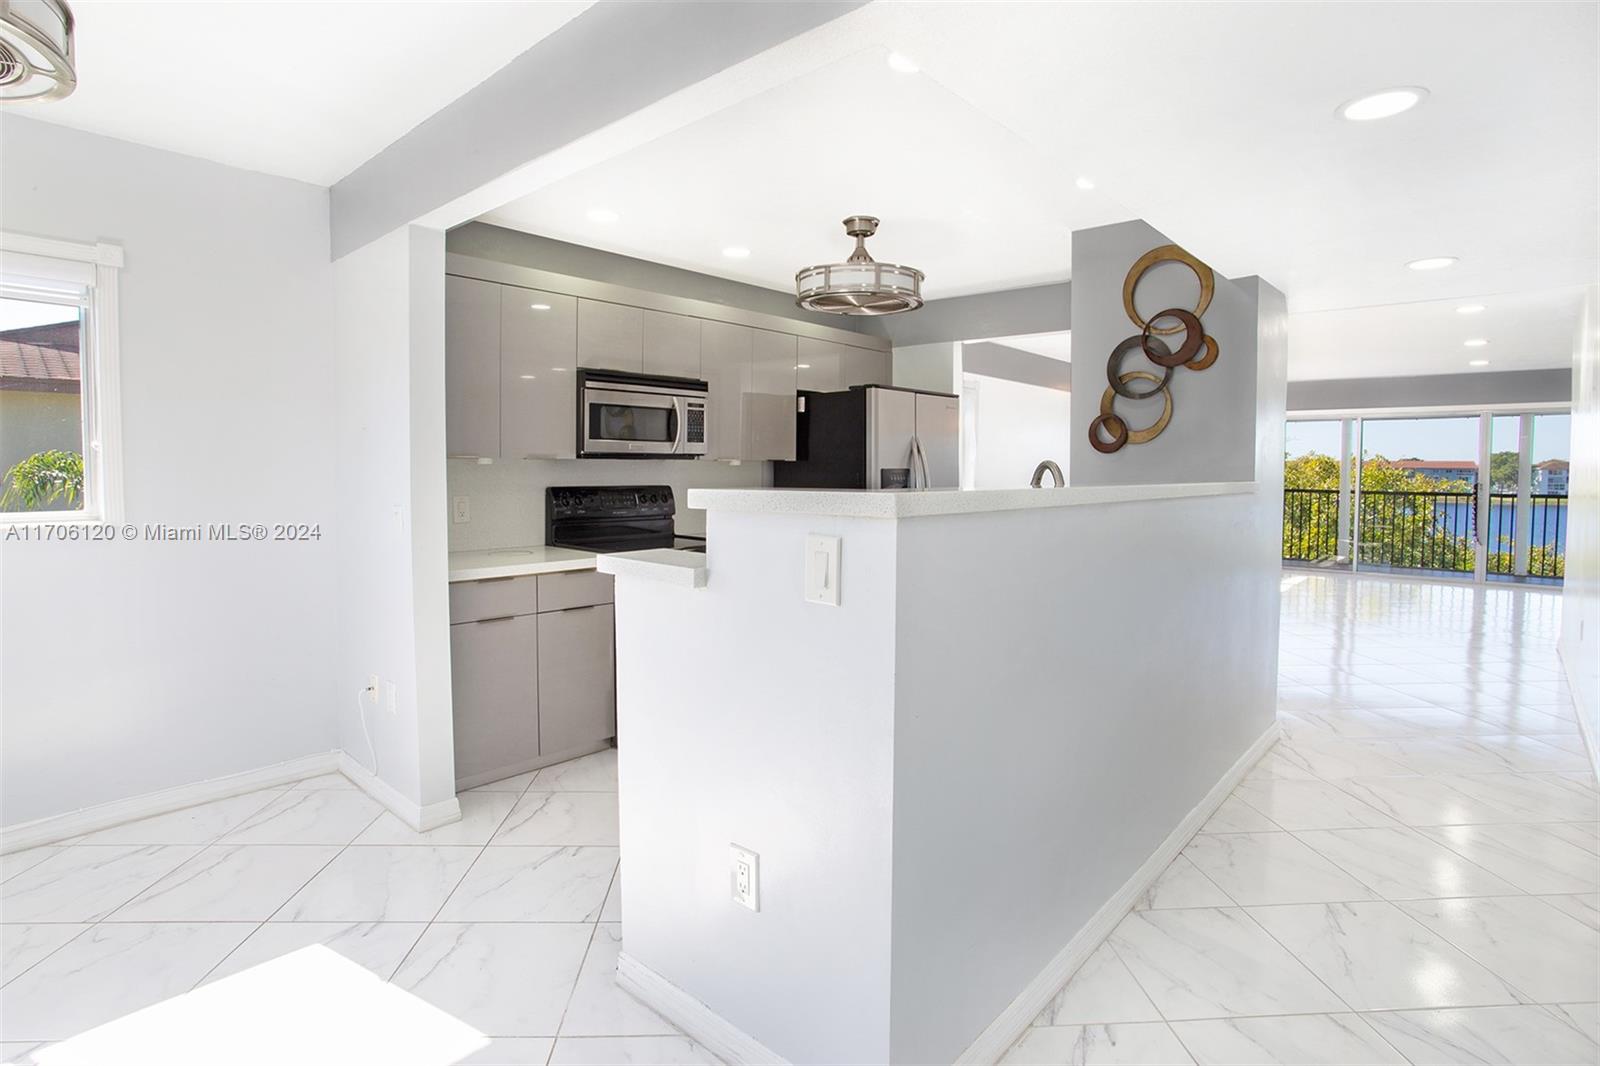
[366,675,379,701]
[385,680,398,715]
[730,843,760,912]
[452,496,470,524]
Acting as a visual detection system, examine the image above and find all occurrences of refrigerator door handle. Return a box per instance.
[911,434,931,490]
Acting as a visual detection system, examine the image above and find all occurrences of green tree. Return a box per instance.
[1283,452,1476,571]
[1489,450,1518,491]
[1,450,84,511]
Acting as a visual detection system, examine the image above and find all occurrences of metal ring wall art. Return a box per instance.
[1090,244,1220,454]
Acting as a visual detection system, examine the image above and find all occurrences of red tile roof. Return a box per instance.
[1386,459,1477,471]
[0,320,80,394]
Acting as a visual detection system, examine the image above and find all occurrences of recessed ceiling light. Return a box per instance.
[1464,338,1489,347]
[1074,176,1095,191]
[529,303,551,311]
[1407,256,1458,271]
[886,51,919,74]
[1339,87,1428,122]
[722,246,751,259]
[519,374,536,380]
[587,208,619,224]
[795,363,812,370]
[1455,304,1485,314]
[1468,359,1490,367]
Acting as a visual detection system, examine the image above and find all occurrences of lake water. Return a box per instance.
[1435,499,1566,551]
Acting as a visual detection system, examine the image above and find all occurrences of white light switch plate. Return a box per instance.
[804,534,841,606]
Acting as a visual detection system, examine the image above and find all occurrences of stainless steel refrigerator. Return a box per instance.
[774,384,959,490]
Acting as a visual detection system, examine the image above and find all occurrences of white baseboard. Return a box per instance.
[0,751,339,854]
[337,752,462,832]
[617,952,788,1066]
[1557,638,1600,781]
[953,720,1282,1065]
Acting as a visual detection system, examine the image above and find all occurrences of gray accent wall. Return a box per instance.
[1288,368,1571,411]
[330,1,865,258]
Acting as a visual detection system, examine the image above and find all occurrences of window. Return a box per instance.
[0,235,122,523]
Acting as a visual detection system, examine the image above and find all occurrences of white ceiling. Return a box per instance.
[483,1,1597,381]
[15,0,591,185]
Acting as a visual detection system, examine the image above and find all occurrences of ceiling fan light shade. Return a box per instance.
[0,0,75,102]
[796,216,924,316]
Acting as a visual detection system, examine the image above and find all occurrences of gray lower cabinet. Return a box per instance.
[501,289,577,459]
[450,614,539,784]
[537,603,617,755]
[446,276,502,459]
[577,299,644,371]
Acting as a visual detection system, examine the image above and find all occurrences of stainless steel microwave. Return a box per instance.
[577,369,708,459]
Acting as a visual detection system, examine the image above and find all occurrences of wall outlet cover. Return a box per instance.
[452,496,471,523]
[730,843,760,912]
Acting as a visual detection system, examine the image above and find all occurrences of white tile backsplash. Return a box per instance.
[447,458,770,551]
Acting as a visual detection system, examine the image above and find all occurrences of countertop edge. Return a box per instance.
[686,482,1257,519]
[595,549,709,588]
[447,548,598,583]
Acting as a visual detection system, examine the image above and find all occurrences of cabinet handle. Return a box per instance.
[475,614,519,624]
[477,576,518,583]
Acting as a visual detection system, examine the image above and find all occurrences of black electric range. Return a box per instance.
[545,486,707,554]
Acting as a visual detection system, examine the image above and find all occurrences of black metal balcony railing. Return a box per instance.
[1282,488,1567,578]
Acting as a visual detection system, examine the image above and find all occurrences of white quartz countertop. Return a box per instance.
[595,548,708,588]
[448,545,598,582]
[687,482,1256,519]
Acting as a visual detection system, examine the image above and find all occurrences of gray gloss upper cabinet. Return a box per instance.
[501,289,577,459]
[843,345,892,388]
[642,310,701,378]
[446,276,501,458]
[537,604,616,755]
[747,330,797,461]
[700,320,753,461]
[795,337,845,393]
[577,299,643,371]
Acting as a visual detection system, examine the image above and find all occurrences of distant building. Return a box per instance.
[1386,458,1478,486]
[0,320,82,486]
[1534,459,1570,495]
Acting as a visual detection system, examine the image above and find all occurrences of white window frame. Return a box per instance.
[0,232,124,527]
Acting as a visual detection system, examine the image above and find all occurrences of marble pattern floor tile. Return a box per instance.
[1334,775,1521,827]
[352,791,518,846]
[391,922,592,1037]
[1197,797,1281,834]
[1397,895,1600,1004]
[287,772,358,790]
[272,845,480,922]
[0,925,88,986]
[1441,773,1600,823]
[1420,823,1600,894]
[1536,893,1600,931]
[0,845,202,923]
[456,1038,559,1064]
[1246,900,1528,1011]
[549,1035,723,1065]
[0,922,255,1042]
[559,924,677,1036]
[1031,945,1164,1028]
[1361,1004,1600,1066]
[466,769,540,794]
[1107,907,1346,1021]
[110,844,341,921]
[1168,1013,1408,1065]
[218,790,385,845]
[1180,832,1377,906]
[1232,778,1399,831]
[64,789,286,845]
[437,846,617,922]
[531,749,618,791]
[600,867,622,922]
[1295,826,1522,900]
[490,791,620,846]
[0,848,62,886]
[1000,1022,1195,1065]
[1134,856,1234,910]
[199,921,427,986]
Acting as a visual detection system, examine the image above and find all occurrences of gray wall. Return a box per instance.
[1070,220,1260,485]
[1288,368,1571,412]
[863,282,1070,346]
[331,2,864,257]
[446,222,872,334]
[962,341,1071,391]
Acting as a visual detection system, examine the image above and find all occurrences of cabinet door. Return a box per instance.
[446,276,501,459]
[501,289,577,459]
[538,604,617,755]
[577,300,643,371]
[747,330,798,460]
[795,337,845,392]
[642,310,702,378]
[701,320,753,461]
[843,345,892,388]
[450,615,539,785]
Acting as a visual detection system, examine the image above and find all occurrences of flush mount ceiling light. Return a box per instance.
[795,216,924,316]
[1339,86,1427,121]
[1407,256,1458,271]
[529,303,551,311]
[1464,338,1488,347]
[1075,176,1096,191]
[1456,303,1486,314]
[886,51,919,74]
[722,246,750,259]
[0,0,75,102]
[586,208,619,224]
[1468,359,1490,367]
